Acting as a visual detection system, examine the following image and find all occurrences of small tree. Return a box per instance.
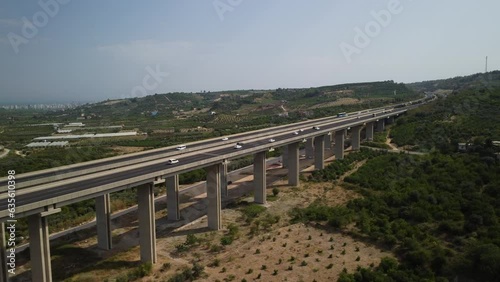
[272,188,279,197]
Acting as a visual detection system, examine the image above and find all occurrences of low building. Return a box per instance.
[67,122,85,127]
[458,143,467,152]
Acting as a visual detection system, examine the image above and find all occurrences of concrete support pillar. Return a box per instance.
[314,135,325,170]
[325,133,332,150]
[221,161,228,197]
[137,183,157,263]
[28,213,52,282]
[387,116,395,124]
[253,151,267,204]
[288,142,300,186]
[334,131,345,160]
[206,164,222,230]
[351,126,362,151]
[95,193,112,250]
[166,175,180,221]
[282,146,288,168]
[366,122,374,141]
[306,138,314,159]
[377,119,385,132]
[0,223,8,282]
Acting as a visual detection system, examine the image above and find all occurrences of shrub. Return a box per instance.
[209,259,220,267]
[242,204,266,220]
[221,236,233,246]
[272,188,279,196]
[161,262,172,272]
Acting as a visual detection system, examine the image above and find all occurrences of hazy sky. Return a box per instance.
[1,0,499,104]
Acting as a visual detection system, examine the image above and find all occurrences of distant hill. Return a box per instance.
[60,80,417,122]
[407,71,500,93]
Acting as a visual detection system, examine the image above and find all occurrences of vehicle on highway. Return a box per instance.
[221,137,229,141]
[166,159,179,165]
[313,126,320,130]
[292,131,299,135]
[372,113,376,117]
[299,129,305,132]
[176,145,187,150]
[269,138,276,143]
[234,144,242,149]
[337,112,347,118]
[268,147,275,152]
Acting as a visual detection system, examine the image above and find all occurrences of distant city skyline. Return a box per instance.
[1,0,499,104]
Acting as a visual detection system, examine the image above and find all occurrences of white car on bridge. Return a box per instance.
[167,159,179,165]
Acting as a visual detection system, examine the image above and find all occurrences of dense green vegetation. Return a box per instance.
[391,72,500,152]
[293,152,500,281]
[308,148,384,182]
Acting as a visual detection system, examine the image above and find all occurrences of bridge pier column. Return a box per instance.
[28,212,53,282]
[366,122,374,141]
[351,126,362,151]
[221,160,228,197]
[325,133,332,150]
[206,164,222,230]
[388,116,395,124]
[376,119,385,132]
[288,142,300,186]
[0,223,8,282]
[282,146,288,168]
[314,135,325,170]
[166,175,180,221]
[254,151,267,204]
[95,193,112,250]
[137,183,157,263]
[306,138,314,159]
[334,131,345,160]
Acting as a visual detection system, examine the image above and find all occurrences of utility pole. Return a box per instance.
[485,56,488,73]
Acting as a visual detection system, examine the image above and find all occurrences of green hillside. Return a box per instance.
[391,71,500,152]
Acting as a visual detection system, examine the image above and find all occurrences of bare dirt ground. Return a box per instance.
[309,98,360,109]
[112,146,146,155]
[0,148,10,158]
[384,129,399,151]
[13,153,392,282]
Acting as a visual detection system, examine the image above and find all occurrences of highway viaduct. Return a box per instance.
[0,102,422,281]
